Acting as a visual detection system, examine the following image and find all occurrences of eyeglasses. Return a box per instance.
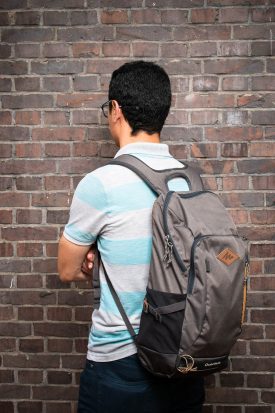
[101,100,122,118]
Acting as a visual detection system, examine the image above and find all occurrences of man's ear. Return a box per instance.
[111,100,122,120]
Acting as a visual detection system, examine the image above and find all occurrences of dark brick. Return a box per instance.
[2,28,54,43]
[0,78,12,92]
[71,10,97,25]
[57,27,113,42]
[15,11,41,25]
[19,339,44,353]
[0,0,28,8]
[2,94,53,109]
[73,76,98,91]
[116,26,172,41]
[47,370,72,384]
[0,385,30,399]
[32,60,83,75]
[0,44,11,58]
[14,43,40,58]
[43,77,70,92]
[43,43,70,58]
[132,42,159,57]
[43,11,69,26]
[205,59,264,74]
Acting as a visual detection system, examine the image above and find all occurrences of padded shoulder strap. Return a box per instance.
[110,154,203,195]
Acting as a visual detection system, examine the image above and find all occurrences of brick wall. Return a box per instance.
[0,1,274,412]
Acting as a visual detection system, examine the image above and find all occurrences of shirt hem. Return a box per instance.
[87,345,137,362]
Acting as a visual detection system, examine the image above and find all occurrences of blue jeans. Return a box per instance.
[77,354,205,413]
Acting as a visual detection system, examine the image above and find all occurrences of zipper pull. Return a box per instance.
[163,235,173,267]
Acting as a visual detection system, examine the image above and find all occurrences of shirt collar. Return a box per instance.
[114,142,171,158]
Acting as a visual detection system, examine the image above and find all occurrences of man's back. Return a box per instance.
[63,142,189,362]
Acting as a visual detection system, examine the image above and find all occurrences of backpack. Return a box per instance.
[93,154,249,378]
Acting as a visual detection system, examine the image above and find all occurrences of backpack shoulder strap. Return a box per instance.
[110,154,203,195]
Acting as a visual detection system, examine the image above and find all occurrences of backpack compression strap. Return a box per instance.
[109,154,203,195]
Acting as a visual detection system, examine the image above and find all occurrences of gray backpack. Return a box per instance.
[96,154,249,378]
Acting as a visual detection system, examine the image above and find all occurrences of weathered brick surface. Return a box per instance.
[0,2,274,412]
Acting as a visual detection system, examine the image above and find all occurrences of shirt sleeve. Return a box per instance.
[63,172,109,246]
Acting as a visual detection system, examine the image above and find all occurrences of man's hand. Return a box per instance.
[81,248,96,277]
[58,235,95,282]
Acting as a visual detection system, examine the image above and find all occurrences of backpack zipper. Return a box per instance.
[188,233,246,294]
[163,191,187,273]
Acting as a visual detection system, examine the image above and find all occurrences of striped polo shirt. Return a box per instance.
[63,142,189,362]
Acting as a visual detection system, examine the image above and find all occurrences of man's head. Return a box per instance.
[104,61,171,145]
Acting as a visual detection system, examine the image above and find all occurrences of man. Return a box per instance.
[58,61,205,413]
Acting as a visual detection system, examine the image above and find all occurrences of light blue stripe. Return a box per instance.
[98,237,152,265]
[89,327,139,347]
[108,181,156,214]
[99,282,145,317]
[64,224,96,244]
[168,177,189,191]
[75,174,107,211]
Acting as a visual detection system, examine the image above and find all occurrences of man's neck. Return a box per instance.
[119,132,160,148]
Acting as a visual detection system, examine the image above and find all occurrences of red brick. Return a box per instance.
[72,110,98,125]
[71,42,100,58]
[44,111,70,125]
[56,93,104,108]
[205,59,264,74]
[0,78,12,92]
[57,27,113,42]
[32,127,85,141]
[220,42,249,57]
[222,176,249,190]
[251,309,275,324]
[161,43,187,58]
[191,8,219,23]
[2,94,53,109]
[73,142,98,157]
[32,60,82,75]
[75,307,91,322]
[101,10,128,24]
[18,307,44,320]
[117,26,172,41]
[73,76,99,91]
[43,43,70,58]
[0,242,13,256]
[19,339,44,353]
[250,277,275,292]
[250,210,275,225]
[0,177,12,191]
[17,274,43,289]
[132,42,159,57]
[15,143,43,158]
[221,143,248,157]
[71,10,97,25]
[0,111,12,125]
[0,143,12,158]
[102,42,130,57]
[47,339,73,353]
[32,193,72,207]
[45,243,59,257]
[2,28,54,42]
[191,111,219,125]
[47,307,72,321]
[193,76,218,91]
[166,110,188,125]
[250,142,275,157]
[16,177,42,191]
[47,370,72,384]
[191,143,217,158]
[0,44,11,58]
[220,8,249,23]
[131,9,161,24]
[59,158,103,174]
[189,42,217,57]
[17,243,43,257]
[0,192,29,207]
[252,175,275,190]
[252,76,275,91]
[0,126,30,141]
[0,61,28,76]
[233,25,270,40]
[251,41,272,57]
[44,176,70,190]
[15,111,41,125]
[174,26,230,41]
[30,0,85,7]
[2,227,57,241]
[45,143,70,157]
[220,193,264,208]
[252,8,275,22]
[43,11,69,26]
[0,209,12,224]
[229,209,249,224]
[237,159,274,174]
[161,10,188,24]
[43,77,70,92]
[222,77,248,91]
[15,11,40,25]
[14,43,40,58]
[0,307,14,321]
[252,111,275,125]
[177,94,234,109]
[205,127,262,141]
[18,371,43,385]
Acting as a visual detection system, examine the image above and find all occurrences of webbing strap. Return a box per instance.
[101,258,137,342]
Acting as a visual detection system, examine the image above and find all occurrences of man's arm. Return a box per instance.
[58,235,95,282]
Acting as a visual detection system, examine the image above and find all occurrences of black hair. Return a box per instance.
[108,60,171,136]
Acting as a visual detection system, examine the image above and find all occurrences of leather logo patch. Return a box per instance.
[217,248,240,266]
